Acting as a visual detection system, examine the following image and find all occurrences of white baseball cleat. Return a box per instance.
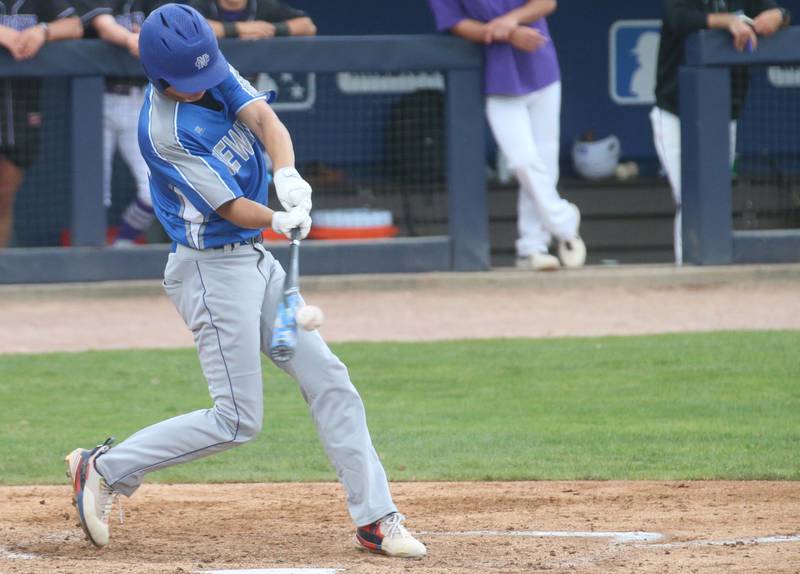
[516,252,561,271]
[65,438,117,547]
[355,512,427,558]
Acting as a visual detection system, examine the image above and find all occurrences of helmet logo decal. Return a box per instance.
[195,53,210,70]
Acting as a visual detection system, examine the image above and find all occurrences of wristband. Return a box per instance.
[778,7,791,27]
[223,21,239,38]
[274,21,289,36]
[735,12,755,27]
[38,22,49,41]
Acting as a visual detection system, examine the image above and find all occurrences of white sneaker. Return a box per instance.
[558,237,587,268]
[111,239,136,249]
[355,512,427,558]
[558,204,587,268]
[65,438,117,547]
[516,252,560,271]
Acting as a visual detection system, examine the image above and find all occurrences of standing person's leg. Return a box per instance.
[67,245,267,547]
[102,92,118,210]
[0,156,24,247]
[0,80,39,248]
[525,81,585,267]
[486,95,556,270]
[650,107,682,264]
[115,88,156,245]
[256,245,425,558]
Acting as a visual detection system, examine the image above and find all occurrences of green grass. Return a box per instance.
[1,331,799,485]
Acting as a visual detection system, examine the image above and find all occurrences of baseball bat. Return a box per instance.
[269,228,301,363]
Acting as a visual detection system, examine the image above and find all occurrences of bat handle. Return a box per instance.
[287,227,301,287]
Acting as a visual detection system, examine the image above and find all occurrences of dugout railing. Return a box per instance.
[681,26,800,264]
[0,37,488,284]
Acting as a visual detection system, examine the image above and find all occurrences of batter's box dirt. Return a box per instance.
[1,481,798,574]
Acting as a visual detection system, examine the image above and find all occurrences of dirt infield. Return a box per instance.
[2,265,799,572]
[2,265,800,353]
[1,482,799,573]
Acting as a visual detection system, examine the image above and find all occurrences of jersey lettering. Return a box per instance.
[212,122,257,175]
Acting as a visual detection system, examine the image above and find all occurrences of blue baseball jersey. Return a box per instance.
[138,65,274,249]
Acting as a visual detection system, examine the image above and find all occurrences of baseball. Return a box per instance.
[296,305,324,331]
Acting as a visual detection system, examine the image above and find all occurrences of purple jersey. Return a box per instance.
[427,0,560,96]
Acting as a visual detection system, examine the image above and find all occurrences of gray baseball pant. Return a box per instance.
[94,241,397,526]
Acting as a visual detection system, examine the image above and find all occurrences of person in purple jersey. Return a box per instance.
[0,0,82,247]
[427,0,585,271]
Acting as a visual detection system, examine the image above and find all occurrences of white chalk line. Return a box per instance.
[0,546,38,560]
[197,569,341,574]
[639,533,800,549]
[418,530,664,543]
[420,530,800,549]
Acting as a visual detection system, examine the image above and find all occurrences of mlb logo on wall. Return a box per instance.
[610,20,662,105]
[255,73,316,112]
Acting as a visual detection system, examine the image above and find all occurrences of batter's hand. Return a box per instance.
[274,166,312,213]
[272,206,311,240]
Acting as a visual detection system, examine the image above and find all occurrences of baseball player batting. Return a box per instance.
[65,4,425,559]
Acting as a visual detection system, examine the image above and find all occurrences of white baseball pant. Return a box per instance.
[95,243,397,527]
[650,107,737,265]
[103,88,152,209]
[486,81,579,257]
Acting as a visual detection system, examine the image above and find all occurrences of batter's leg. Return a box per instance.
[255,246,397,527]
[96,247,267,496]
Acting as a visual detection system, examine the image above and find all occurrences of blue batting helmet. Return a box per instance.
[139,4,228,93]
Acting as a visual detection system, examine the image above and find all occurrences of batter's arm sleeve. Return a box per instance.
[218,66,271,116]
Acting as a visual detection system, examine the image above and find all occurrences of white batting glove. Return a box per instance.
[274,166,312,212]
[271,206,312,240]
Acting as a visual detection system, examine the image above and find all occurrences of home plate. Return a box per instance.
[197,569,341,574]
